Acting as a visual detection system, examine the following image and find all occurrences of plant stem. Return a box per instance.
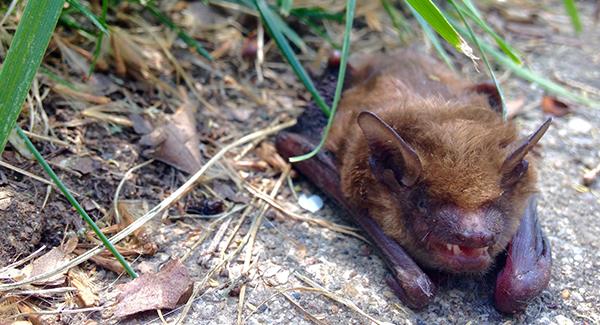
[16,127,138,279]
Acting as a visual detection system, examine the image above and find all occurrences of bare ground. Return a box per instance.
[1,1,599,324]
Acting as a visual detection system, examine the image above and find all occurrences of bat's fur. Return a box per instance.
[327,51,539,273]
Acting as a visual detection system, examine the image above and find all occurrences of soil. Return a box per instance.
[1,1,599,324]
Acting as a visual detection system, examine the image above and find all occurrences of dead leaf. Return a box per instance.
[256,141,289,172]
[541,96,570,117]
[140,102,203,174]
[68,268,99,307]
[29,237,77,286]
[113,259,193,318]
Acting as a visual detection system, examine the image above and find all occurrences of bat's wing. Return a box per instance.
[494,195,552,313]
[276,131,436,309]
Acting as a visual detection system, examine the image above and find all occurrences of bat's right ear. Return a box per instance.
[357,111,422,187]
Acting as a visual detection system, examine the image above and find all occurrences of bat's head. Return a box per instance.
[357,110,551,273]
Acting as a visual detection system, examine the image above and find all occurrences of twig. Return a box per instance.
[237,168,290,324]
[0,119,296,292]
[113,159,155,224]
[0,246,46,274]
[295,273,390,325]
[0,160,81,196]
[243,184,366,241]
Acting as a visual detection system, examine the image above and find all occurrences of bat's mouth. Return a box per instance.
[431,242,491,272]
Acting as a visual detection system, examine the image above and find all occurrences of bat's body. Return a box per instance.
[276,50,551,313]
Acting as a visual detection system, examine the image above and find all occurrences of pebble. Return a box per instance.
[275,269,290,284]
[298,193,324,213]
[568,117,593,134]
[554,315,574,325]
[561,289,571,300]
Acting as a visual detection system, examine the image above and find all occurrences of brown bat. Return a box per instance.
[276,50,552,313]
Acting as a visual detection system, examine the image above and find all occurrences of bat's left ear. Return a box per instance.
[501,118,552,185]
[357,111,422,187]
[471,82,502,113]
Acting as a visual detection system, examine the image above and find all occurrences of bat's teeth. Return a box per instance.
[452,244,461,255]
[446,244,453,251]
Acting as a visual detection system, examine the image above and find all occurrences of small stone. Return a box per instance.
[554,315,574,325]
[275,269,290,284]
[561,289,571,300]
[298,194,324,213]
[567,117,593,134]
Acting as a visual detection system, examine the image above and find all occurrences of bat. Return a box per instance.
[275,50,552,313]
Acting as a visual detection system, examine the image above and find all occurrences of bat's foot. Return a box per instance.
[494,195,552,313]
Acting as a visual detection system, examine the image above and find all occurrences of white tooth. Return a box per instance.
[446,244,452,251]
[452,245,461,255]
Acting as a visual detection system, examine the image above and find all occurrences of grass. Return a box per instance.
[0,0,595,293]
[0,0,137,279]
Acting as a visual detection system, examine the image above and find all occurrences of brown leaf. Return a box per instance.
[140,102,203,174]
[29,237,78,286]
[113,259,192,318]
[541,96,570,117]
[68,268,99,307]
[256,142,289,172]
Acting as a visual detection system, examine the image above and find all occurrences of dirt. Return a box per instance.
[1,0,599,324]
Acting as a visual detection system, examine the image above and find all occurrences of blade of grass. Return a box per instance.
[457,1,521,64]
[0,0,64,153]
[132,0,213,61]
[448,0,507,120]
[221,0,310,53]
[381,0,413,44]
[256,0,329,116]
[562,0,582,33]
[59,14,96,37]
[288,0,355,163]
[66,0,109,35]
[404,0,475,60]
[452,21,597,108]
[278,0,293,16]
[406,4,455,71]
[88,0,109,76]
[16,126,138,279]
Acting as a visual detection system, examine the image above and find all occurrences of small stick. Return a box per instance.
[0,119,296,292]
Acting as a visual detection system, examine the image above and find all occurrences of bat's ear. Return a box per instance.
[501,118,552,186]
[471,82,502,113]
[357,111,422,187]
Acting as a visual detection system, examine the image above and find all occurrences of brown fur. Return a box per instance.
[327,50,539,272]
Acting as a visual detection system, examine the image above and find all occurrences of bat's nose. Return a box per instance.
[455,231,495,247]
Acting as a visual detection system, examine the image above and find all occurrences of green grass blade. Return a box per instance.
[59,14,96,37]
[135,0,213,61]
[562,0,582,33]
[457,1,521,64]
[0,0,65,153]
[256,0,329,116]
[449,0,507,120]
[452,22,597,108]
[381,0,413,43]
[290,7,344,22]
[66,0,109,35]
[288,0,356,163]
[88,0,109,76]
[279,0,293,16]
[407,4,455,71]
[16,127,138,279]
[220,0,309,52]
[404,0,474,59]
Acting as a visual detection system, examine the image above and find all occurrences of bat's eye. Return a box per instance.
[417,198,427,212]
